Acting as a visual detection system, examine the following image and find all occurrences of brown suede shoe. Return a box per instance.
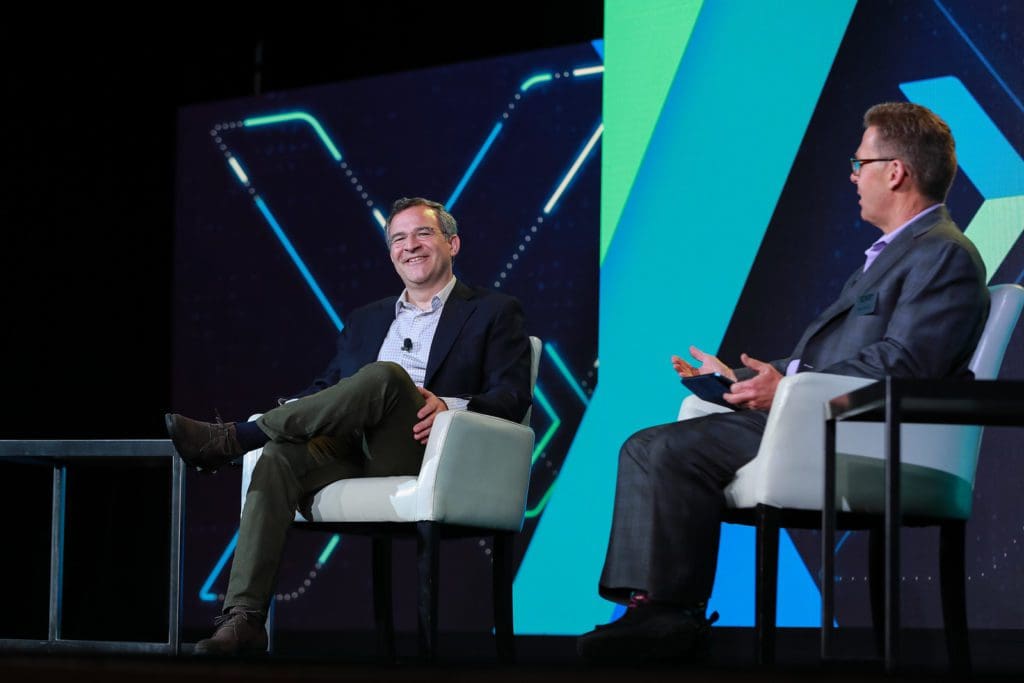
[193,607,268,655]
[165,413,244,473]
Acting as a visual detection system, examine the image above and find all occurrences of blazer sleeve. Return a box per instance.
[815,240,988,379]
[465,296,533,423]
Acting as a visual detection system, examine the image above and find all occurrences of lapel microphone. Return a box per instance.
[402,338,413,352]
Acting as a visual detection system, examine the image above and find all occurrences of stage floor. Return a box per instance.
[3,629,1024,682]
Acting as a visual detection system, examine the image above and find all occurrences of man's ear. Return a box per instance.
[448,234,461,258]
[888,158,910,190]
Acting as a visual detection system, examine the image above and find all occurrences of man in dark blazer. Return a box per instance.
[167,197,532,655]
[579,103,989,661]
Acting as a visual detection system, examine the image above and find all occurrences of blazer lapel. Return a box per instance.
[789,206,948,360]
[424,281,477,387]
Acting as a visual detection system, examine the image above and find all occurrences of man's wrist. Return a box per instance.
[441,397,469,411]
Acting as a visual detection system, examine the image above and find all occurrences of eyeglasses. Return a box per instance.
[850,157,895,175]
[388,226,445,248]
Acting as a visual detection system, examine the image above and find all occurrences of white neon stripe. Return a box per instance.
[572,65,604,77]
[372,208,386,229]
[544,123,604,214]
[227,156,249,184]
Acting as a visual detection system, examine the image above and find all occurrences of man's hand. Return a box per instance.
[723,353,781,410]
[413,386,448,444]
[672,345,737,381]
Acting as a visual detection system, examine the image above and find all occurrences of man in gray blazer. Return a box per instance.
[578,103,989,661]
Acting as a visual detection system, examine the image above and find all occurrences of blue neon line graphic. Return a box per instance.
[200,529,239,601]
[318,534,342,564]
[543,122,603,214]
[228,156,249,185]
[543,342,590,405]
[520,73,553,91]
[531,384,561,465]
[244,112,345,161]
[254,196,344,332]
[834,530,852,554]
[933,1,1023,115]
[372,208,386,229]
[446,122,503,210]
[533,382,557,417]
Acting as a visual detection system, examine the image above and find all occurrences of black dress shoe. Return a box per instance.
[577,602,717,662]
[165,413,244,473]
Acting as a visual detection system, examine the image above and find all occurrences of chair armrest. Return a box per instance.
[415,410,535,530]
[240,414,265,514]
[726,373,874,510]
[678,394,734,421]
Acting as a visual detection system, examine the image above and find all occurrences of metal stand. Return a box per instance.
[0,439,184,654]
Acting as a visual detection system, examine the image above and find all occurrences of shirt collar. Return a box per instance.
[395,276,458,315]
[870,203,943,250]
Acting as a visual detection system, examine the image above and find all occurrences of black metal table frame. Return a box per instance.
[821,377,1024,672]
[0,439,184,654]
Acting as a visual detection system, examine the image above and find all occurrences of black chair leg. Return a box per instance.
[755,505,780,665]
[416,521,440,661]
[868,527,885,657]
[492,532,516,663]
[940,520,970,673]
[372,536,396,660]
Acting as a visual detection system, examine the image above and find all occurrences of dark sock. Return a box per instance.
[234,420,270,451]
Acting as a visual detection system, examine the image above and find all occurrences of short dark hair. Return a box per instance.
[863,102,957,202]
[386,197,458,238]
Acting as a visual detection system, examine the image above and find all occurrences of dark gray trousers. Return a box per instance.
[224,361,426,612]
[598,409,768,606]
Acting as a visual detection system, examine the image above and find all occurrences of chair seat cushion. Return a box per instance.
[302,476,420,523]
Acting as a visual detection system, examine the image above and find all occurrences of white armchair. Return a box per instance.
[679,284,1024,667]
[240,336,542,661]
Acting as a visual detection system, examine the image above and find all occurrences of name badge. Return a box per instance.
[854,292,878,315]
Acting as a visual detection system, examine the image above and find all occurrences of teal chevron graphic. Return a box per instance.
[513,0,856,634]
[899,77,1024,279]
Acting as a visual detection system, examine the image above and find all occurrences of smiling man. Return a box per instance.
[578,103,990,662]
[166,197,532,655]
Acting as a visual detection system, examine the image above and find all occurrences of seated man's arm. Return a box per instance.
[818,241,987,379]
[465,296,533,423]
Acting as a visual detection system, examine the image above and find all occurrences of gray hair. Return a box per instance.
[386,197,458,237]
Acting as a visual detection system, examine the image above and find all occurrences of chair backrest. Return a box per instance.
[522,336,543,426]
[969,284,1024,379]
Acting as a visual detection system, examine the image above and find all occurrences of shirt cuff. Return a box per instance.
[441,397,470,412]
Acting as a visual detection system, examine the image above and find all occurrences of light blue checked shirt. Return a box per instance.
[377,276,469,411]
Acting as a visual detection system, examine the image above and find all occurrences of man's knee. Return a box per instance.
[619,423,704,478]
[356,361,414,390]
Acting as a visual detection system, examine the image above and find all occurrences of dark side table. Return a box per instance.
[0,439,184,653]
[821,378,1024,672]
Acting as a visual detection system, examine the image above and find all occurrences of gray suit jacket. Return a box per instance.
[743,206,989,381]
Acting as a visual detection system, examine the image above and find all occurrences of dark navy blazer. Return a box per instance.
[294,280,533,424]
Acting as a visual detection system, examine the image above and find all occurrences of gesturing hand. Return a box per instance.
[413,386,448,444]
[723,353,781,410]
[671,345,737,381]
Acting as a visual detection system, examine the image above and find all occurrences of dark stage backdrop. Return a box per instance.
[172,43,602,634]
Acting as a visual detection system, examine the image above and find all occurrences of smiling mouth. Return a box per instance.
[405,256,427,264]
